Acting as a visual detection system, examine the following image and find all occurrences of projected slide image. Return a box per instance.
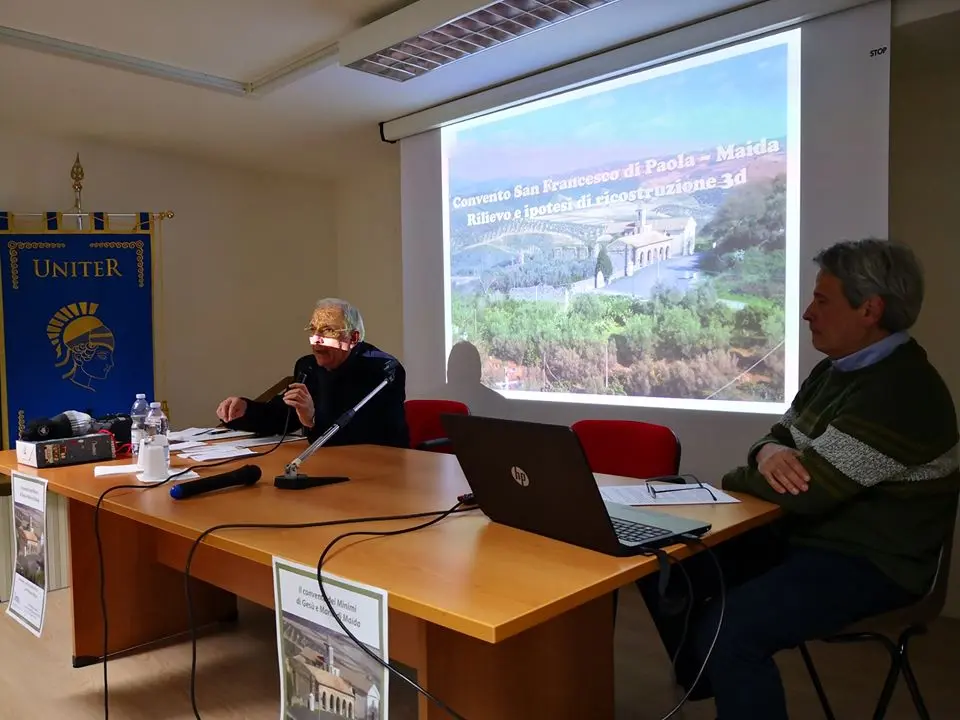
[443,31,799,409]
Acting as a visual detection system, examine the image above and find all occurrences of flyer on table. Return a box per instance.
[273,556,389,719]
[6,472,49,637]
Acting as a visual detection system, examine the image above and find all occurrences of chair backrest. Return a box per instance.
[571,419,681,479]
[404,400,469,453]
[916,502,957,622]
[255,376,293,402]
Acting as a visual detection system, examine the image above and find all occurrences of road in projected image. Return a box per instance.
[443,31,799,408]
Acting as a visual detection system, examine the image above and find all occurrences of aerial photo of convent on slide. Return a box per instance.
[443,30,800,413]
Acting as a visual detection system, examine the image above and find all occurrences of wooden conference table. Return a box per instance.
[0,442,779,719]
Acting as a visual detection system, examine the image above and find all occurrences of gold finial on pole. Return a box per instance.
[70,154,85,230]
[70,154,84,213]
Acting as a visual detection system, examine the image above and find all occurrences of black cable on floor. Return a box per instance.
[183,501,478,720]
[314,503,471,720]
[657,535,726,720]
[95,415,298,719]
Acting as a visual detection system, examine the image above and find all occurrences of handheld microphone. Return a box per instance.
[275,370,310,399]
[170,464,262,500]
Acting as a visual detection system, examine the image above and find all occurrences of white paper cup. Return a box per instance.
[139,444,168,483]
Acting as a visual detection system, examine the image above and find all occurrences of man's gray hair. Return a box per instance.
[813,238,924,332]
[312,297,365,341]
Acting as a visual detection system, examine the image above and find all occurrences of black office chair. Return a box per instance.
[798,517,955,720]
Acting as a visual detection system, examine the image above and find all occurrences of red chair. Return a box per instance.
[571,419,681,479]
[405,400,469,453]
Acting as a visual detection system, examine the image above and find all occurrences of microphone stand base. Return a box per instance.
[273,474,351,491]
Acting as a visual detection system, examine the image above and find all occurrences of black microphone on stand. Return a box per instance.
[170,465,262,499]
[274,358,399,490]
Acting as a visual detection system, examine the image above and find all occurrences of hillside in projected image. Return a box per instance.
[443,33,798,406]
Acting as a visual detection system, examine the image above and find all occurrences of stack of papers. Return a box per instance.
[168,428,303,461]
[168,427,256,442]
[92,428,305,480]
[599,482,739,506]
[178,446,256,462]
[168,440,207,451]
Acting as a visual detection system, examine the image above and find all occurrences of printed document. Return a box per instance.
[7,472,49,636]
[273,557,389,720]
[599,482,739,506]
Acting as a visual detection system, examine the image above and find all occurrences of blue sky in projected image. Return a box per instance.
[447,42,789,187]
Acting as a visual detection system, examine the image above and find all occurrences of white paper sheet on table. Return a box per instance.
[599,482,739,506]
[228,434,302,449]
[179,446,256,461]
[95,463,141,477]
[168,440,207,451]
[138,469,200,483]
[167,427,210,441]
[168,427,254,442]
[94,464,199,482]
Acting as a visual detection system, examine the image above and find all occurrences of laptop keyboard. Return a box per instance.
[610,517,672,545]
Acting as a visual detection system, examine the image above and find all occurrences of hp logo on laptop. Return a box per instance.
[511,466,530,487]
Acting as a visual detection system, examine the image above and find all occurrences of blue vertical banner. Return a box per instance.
[0,212,157,448]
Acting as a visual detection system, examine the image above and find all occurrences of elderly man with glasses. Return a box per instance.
[216,298,409,448]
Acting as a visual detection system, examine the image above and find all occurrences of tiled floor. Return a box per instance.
[1,586,957,718]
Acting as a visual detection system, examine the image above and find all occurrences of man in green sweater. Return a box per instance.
[642,239,959,720]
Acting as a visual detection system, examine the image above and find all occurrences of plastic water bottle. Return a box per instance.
[130,393,149,458]
[144,401,170,467]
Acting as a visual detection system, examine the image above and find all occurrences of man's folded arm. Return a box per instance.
[747,417,797,468]
[724,412,938,514]
[745,361,832,467]
[723,448,862,514]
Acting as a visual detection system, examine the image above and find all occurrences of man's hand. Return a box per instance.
[283,383,315,428]
[216,396,247,423]
[757,443,810,495]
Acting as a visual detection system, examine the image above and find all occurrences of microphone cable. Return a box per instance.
[182,510,724,720]
[94,395,304,719]
[313,503,471,720]
[654,535,726,720]
[182,501,478,720]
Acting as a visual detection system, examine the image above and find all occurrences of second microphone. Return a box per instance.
[170,464,262,500]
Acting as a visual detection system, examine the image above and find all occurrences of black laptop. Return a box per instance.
[441,414,711,556]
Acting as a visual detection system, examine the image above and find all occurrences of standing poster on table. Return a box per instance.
[273,556,389,720]
[6,472,49,636]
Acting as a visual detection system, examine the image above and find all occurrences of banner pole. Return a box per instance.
[0,154,174,447]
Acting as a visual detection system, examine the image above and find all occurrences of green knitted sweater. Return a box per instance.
[723,339,959,595]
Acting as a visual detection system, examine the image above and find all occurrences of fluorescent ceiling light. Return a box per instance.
[342,0,624,82]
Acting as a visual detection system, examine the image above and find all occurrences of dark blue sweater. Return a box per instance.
[228,342,409,448]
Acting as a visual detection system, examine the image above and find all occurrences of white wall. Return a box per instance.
[0,129,336,427]
[335,144,405,359]
[890,11,960,617]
